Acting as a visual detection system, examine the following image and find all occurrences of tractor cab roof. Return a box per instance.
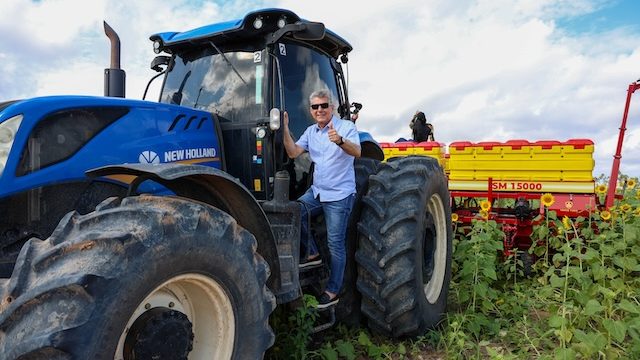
[150,8,352,59]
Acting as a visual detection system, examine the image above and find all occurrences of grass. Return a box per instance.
[267,182,640,359]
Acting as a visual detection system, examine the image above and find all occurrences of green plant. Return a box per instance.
[267,294,319,359]
[271,191,640,359]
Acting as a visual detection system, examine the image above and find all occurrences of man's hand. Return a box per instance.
[328,123,341,144]
[283,110,305,159]
[328,122,361,157]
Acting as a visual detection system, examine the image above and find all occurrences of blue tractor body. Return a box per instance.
[0,96,221,198]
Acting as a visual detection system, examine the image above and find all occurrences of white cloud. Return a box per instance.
[0,0,638,178]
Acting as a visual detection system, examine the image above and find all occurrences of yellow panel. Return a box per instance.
[447,140,594,183]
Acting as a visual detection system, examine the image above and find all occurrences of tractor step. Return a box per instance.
[299,261,323,272]
[312,305,336,333]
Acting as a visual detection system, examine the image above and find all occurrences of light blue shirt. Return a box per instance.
[296,116,360,202]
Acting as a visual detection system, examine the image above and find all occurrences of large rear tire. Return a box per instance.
[356,156,452,337]
[337,157,380,325]
[0,195,275,359]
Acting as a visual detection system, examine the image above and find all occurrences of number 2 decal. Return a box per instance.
[253,51,262,63]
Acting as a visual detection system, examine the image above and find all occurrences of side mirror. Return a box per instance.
[291,21,325,41]
[267,21,325,45]
[150,56,171,73]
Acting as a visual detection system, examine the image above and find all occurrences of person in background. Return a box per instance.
[282,89,361,308]
[410,111,435,142]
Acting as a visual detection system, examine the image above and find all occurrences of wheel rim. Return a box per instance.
[422,193,448,304]
[115,273,235,360]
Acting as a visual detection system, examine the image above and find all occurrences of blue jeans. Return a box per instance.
[299,189,355,294]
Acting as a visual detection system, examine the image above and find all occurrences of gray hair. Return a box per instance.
[309,89,336,108]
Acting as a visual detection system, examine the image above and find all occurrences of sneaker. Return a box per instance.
[316,292,339,309]
[299,255,322,269]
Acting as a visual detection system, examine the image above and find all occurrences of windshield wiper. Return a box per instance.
[208,41,247,85]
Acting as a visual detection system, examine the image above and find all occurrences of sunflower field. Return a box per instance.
[268,178,640,359]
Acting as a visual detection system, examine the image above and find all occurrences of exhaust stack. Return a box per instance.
[103,21,126,97]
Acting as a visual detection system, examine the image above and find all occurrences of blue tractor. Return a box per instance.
[0,9,452,359]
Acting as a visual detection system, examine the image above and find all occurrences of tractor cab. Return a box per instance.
[150,8,354,200]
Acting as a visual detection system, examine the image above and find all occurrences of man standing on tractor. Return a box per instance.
[283,89,361,308]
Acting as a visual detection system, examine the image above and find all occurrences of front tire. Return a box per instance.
[0,195,275,359]
[356,156,452,337]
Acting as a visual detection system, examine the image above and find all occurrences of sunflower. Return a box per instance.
[620,203,632,213]
[452,213,459,222]
[636,190,640,200]
[634,208,640,217]
[540,193,555,207]
[595,184,607,194]
[628,178,637,188]
[562,216,571,230]
[480,200,492,211]
[599,210,612,221]
[479,210,489,219]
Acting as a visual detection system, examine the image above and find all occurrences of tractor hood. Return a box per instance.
[0,95,221,197]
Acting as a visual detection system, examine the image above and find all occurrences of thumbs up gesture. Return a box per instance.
[328,123,341,144]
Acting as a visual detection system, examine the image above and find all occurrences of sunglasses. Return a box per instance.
[310,103,330,110]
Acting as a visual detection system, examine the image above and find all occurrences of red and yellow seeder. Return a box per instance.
[379,80,640,255]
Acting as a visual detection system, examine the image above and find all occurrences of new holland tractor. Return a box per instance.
[0,8,452,359]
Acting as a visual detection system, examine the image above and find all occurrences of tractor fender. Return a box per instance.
[358,131,384,161]
[86,163,281,291]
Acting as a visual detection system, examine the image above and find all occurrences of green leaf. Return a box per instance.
[572,329,606,357]
[582,248,598,261]
[552,253,565,264]
[555,347,577,360]
[460,261,475,277]
[602,245,617,257]
[556,327,573,343]
[335,340,356,360]
[613,257,625,269]
[598,286,617,299]
[583,299,604,316]
[591,263,606,281]
[550,273,565,288]
[549,315,565,328]
[366,343,383,358]
[603,318,627,343]
[568,266,584,282]
[482,266,497,281]
[475,282,488,298]
[625,223,638,241]
[357,331,373,347]
[319,346,338,360]
[618,299,640,314]
[623,257,638,271]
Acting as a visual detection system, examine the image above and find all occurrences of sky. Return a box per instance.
[1,0,639,178]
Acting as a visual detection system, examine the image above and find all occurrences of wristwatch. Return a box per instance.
[337,137,345,146]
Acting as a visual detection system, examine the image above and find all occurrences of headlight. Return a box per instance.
[253,16,264,30]
[153,40,163,54]
[277,16,287,29]
[269,108,280,130]
[0,114,23,177]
